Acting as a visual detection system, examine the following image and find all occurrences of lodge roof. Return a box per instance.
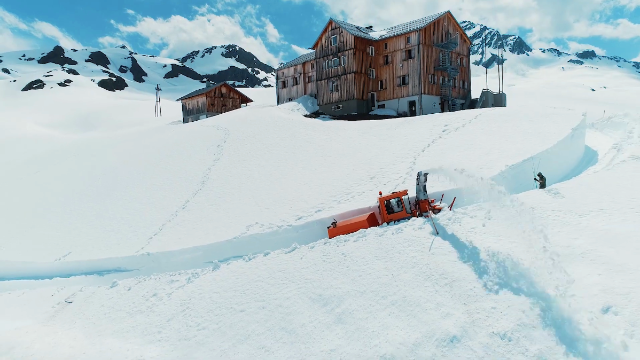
[176,82,253,103]
[276,51,315,71]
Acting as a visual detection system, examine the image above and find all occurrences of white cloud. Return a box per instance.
[565,41,606,55]
[98,35,130,49]
[632,52,640,61]
[0,7,82,52]
[31,20,83,49]
[291,44,312,55]
[0,26,34,53]
[285,0,640,42]
[0,7,28,30]
[110,9,281,66]
[263,18,281,43]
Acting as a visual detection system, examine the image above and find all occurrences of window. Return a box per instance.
[330,35,338,46]
[332,104,343,111]
[378,104,386,109]
[368,68,375,79]
[341,55,346,67]
[384,54,390,65]
[403,48,415,60]
[428,74,435,84]
[406,36,412,44]
[457,57,461,66]
[280,80,287,88]
[384,42,388,50]
[453,78,457,89]
[462,58,466,67]
[329,79,339,93]
[307,75,314,83]
[369,46,375,56]
[311,62,315,70]
[378,80,384,90]
[384,197,405,215]
[398,75,409,86]
[332,58,339,68]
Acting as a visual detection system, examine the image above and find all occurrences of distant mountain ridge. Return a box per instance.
[0,44,275,96]
[461,20,640,73]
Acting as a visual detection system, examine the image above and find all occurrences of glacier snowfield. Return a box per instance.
[1,53,639,359]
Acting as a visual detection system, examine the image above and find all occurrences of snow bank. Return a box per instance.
[278,95,319,115]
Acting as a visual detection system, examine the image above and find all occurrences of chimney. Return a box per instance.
[205,79,212,88]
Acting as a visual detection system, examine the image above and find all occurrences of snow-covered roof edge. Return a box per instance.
[176,81,253,102]
[276,51,315,71]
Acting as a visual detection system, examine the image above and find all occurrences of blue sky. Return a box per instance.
[2,0,640,66]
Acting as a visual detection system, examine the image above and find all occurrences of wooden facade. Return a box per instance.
[178,83,253,123]
[276,11,472,115]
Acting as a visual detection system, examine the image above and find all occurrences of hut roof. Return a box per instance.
[176,82,253,103]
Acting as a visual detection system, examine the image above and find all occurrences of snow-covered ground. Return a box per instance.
[0,55,639,359]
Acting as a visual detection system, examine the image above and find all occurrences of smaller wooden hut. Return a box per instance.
[177,82,253,123]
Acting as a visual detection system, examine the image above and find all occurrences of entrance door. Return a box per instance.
[408,100,417,116]
[370,92,376,110]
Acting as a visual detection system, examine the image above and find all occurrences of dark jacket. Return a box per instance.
[535,174,546,189]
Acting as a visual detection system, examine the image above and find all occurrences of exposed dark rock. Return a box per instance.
[163,64,203,80]
[57,79,73,87]
[117,44,128,50]
[85,51,111,69]
[460,21,531,56]
[118,65,129,73]
[220,45,274,73]
[65,68,80,75]
[201,66,269,88]
[568,59,584,65]
[541,48,569,57]
[21,57,35,61]
[97,74,128,91]
[128,56,148,83]
[38,46,78,66]
[71,49,78,52]
[633,63,640,70]
[576,50,597,60]
[21,79,46,91]
[177,45,275,74]
[43,74,53,77]
[1,68,9,74]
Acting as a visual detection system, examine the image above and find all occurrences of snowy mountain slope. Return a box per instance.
[0,44,275,100]
[1,42,640,358]
[462,20,640,77]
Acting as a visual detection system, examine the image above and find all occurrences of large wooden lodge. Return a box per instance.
[276,11,473,116]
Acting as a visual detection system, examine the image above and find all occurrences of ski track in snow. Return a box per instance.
[433,217,617,360]
[135,125,230,254]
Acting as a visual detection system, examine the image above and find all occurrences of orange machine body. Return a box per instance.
[327,212,379,239]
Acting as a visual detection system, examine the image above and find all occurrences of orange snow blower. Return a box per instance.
[327,171,455,239]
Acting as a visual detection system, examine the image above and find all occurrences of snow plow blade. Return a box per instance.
[328,212,379,239]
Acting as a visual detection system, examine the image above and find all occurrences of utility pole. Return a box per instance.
[155,84,162,117]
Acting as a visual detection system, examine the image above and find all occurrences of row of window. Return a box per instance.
[283,75,468,90]
[331,35,415,50]
[330,32,459,51]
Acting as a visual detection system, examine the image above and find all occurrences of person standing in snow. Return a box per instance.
[534,172,546,189]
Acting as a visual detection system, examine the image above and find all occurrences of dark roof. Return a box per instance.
[176,82,253,102]
[377,11,448,39]
[277,51,315,70]
[332,19,377,40]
